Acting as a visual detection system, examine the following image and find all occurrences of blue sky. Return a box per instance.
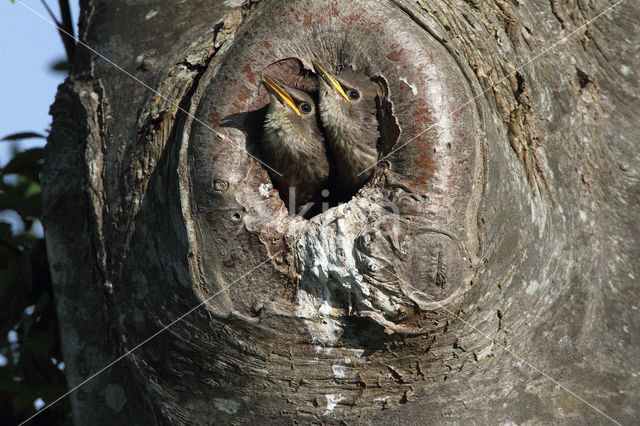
[0,0,80,166]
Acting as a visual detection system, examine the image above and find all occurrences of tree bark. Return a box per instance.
[44,0,639,424]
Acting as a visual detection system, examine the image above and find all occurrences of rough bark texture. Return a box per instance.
[44,0,639,424]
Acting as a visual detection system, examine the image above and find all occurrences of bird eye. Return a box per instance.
[348,90,360,100]
[300,103,312,113]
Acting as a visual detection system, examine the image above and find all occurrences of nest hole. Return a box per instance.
[244,57,400,219]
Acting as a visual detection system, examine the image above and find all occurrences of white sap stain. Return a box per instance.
[213,398,240,414]
[620,65,631,76]
[324,394,344,414]
[314,345,333,355]
[474,340,494,360]
[295,197,416,342]
[579,210,587,222]
[258,183,272,198]
[525,280,540,295]
[296,202,370,344]
[145,10,159,20]
[332,364,349,379]
[318,300,332,315]
[297,288,343,344]
[424,66,455,196]
[399,77,418,95]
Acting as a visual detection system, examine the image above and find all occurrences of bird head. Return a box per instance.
[262,75,317,122]
[261,75,323,153]
[312,62,379,136]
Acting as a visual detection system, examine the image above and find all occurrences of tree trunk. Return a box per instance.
[44,0,639,424]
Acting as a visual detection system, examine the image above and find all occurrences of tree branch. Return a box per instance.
[57,0,76,61]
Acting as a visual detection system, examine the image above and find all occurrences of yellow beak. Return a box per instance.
[311,61,351,103]
[261,75,302,116]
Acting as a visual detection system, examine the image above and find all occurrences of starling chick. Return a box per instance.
[261,75,330,214]
[313,62,380,195]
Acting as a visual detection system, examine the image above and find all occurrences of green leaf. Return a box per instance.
[23,181,41,198]
[11,388,41,412]
[0,148,44,182]
[33,293,50,314]
[0,378,27,393]
[22,313,34,336]
[0,195,42,221]
[0,259,26,323]
[0,222,13,239]
[22,331,55,357]
[0,132,45,142]
[50,59,69,73]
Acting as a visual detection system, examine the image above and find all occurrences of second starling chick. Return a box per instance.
[261,75,330,214]
[313,62,380,195]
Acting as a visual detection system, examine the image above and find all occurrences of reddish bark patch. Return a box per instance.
[236,87,250,103]
[387,50,402,62]
[291,8,300,22]
[348,10,364,22]
[411,97,434,124]
[223,254,240,268]
[414,149,437,174]
[241,64,256,85]
[230,86,253,115]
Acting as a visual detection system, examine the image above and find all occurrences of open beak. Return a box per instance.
[261,75,302,117]
[311,61,351,103]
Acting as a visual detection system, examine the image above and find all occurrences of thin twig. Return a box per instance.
[38,0,60,25]
[57,0,76,60]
